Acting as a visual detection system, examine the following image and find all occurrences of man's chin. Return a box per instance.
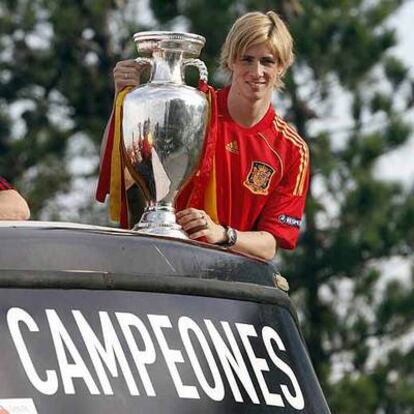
[247,90,264,101]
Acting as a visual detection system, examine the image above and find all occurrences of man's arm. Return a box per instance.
[0,189,30,220]
[228,229,277,261]
[176,208,277,261]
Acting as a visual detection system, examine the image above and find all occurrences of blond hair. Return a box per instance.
[220,11,294,89]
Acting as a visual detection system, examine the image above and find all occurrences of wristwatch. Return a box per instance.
[218,226,237,248]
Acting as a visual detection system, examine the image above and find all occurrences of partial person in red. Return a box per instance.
[101,11,309,261]
[0,176,30,220]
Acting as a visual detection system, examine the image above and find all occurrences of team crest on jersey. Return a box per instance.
[243,161,275,195]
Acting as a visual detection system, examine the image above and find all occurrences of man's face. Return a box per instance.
[229,43,279,104]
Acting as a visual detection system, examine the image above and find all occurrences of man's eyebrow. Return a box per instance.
[240,53,276,59]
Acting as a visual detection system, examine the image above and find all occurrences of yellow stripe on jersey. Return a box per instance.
[203,87,219,223]
[204,155,219,224]
[273,117,309,196]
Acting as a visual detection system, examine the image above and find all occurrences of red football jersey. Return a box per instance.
[177,86,310,250]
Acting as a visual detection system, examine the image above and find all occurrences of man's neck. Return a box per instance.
[227,86,271,128]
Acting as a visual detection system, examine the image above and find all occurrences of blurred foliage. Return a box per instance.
[1,0,414,412]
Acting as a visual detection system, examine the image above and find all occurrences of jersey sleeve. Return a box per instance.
[0,176,13,191]
[255,145,310,250]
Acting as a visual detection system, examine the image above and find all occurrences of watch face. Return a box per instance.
[227,227,237,246]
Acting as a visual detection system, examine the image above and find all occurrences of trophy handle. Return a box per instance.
[134,57,154,76]
[135,57,153,66]
[182,58,208,83]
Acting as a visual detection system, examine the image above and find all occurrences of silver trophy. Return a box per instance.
[122,31,209,239]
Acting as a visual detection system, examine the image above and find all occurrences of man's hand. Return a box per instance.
[176,208,226,244]
[113,60,142,95]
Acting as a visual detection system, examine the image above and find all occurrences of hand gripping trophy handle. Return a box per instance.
[122,32,210,239]
[134,57,154,71]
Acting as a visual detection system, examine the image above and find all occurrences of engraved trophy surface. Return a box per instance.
[122,31,209,239]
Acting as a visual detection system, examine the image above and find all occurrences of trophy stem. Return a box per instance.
[132,202,188,239]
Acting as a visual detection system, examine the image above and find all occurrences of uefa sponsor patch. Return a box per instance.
[0,399,38,414]
[278,214,301,228]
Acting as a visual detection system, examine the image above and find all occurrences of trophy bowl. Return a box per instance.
[122,31,209,239]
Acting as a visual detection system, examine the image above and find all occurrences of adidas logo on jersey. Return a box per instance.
[225,140,239,154]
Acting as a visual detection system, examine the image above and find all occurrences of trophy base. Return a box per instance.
[132,203,188,240]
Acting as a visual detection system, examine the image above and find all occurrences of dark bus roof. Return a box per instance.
[0,221,296,321]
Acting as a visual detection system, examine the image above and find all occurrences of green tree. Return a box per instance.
[285,1,414,412]
[0,0,151,220]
